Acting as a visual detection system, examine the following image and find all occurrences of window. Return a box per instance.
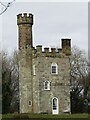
[33,65,36,75]
[51,63,58,74]
[29,100,32,106]
[44,81,50,90]
[53,98,57,110]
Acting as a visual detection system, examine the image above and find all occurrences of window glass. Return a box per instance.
[33,65,36,75]
[51,63,58,74]
[29,100,32,106]
[44,81,50,90]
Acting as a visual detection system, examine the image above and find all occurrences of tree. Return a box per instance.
[70,46,89,113]
[2,50,19,113]
[2,51,12,113]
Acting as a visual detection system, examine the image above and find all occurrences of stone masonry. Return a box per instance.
[17,13,71,114]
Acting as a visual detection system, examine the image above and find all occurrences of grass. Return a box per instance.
[1,113,89,119]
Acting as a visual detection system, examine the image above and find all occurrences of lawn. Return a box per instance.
[1,113,89,120]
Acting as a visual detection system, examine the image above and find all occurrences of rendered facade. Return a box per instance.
[17,13,71,114]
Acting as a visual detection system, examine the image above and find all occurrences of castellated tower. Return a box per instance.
[17,13,71,114]
[17,13,33,113]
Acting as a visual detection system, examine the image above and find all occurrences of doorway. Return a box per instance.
[52,97,59,114]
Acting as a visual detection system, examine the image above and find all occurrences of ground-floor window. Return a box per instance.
[52,98,57,110]
[29,100,32,106]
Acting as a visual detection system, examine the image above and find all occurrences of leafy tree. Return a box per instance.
[2,51,19,113]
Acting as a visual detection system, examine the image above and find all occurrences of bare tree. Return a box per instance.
[70,46,89,113]
[70,46,88,87]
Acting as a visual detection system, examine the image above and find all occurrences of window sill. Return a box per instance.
[44,89,50,91]
[51,73,58,75]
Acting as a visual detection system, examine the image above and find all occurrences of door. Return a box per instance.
[52,97,59,114]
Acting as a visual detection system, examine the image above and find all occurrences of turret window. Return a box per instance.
[51,63,58,74]
[44,81,50,90]
[29,100,32,106]
[33,65,36,75]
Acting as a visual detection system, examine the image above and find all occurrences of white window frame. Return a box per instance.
[33,64,36,75]
[51,63,58,75]
[44,81,50,90]
[52,97,59,114]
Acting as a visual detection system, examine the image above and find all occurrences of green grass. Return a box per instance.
[2,113,89,119]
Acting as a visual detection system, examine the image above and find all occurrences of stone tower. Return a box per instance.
[17,13,33,113]
[17,13,71,114]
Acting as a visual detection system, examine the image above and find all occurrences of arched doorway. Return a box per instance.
[52,97,59,114]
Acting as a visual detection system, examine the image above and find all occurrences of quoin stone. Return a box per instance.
[17,13,71,114]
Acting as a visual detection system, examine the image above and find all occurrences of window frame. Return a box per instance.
[51,63,58,75]
[44,81,50,90]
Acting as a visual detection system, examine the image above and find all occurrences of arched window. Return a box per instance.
[44,81,50,90]
[53,98,57,110]
[51,63,58,74]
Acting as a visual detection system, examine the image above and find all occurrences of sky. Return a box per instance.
[1,2,88,54]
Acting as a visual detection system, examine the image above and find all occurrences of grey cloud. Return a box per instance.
[2,2,88,54]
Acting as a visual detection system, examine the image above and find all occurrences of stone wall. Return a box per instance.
[32,51,71,114]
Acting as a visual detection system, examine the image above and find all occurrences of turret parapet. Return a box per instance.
[17,13,33,25]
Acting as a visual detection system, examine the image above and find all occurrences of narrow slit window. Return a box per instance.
[44,81,50,90]
[29,100,32,106]
[33,65,36,75]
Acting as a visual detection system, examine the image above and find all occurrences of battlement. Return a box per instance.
[32,45,68,58]
[17,13,33,25]
[62,39,71,56]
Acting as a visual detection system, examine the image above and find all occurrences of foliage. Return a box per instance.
[70,46,89,113]
[2,51,19,114]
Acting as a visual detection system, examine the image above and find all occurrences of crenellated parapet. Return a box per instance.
[17,13,33,25]
[32,38,71,58]
[32,46,69,58]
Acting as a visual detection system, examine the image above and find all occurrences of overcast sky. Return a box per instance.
[1,2,88,54]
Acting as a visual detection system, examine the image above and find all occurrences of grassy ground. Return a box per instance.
[1,113,89,120]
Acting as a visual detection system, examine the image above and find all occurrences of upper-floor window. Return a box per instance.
[44,81,50,90]
[51,63,58,74]
[33,64,36,75]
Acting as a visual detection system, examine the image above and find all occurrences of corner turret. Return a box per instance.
[62,38,71,56]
